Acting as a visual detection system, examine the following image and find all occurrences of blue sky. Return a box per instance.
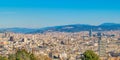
[0,0,120,28]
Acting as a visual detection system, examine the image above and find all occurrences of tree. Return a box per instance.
[8,54,16,60]
[8,49,51,60]
[0,49,51,60]
[0,56,8,60]
[82,50,100,60]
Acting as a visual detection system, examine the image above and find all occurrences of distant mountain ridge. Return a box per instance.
[0,23,120,34]
[0,28,37,33]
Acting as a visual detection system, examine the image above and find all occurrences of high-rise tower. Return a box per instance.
[97,28,107,58]
[89,29,92,37]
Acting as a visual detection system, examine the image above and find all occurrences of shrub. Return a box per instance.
[82,50,100,60]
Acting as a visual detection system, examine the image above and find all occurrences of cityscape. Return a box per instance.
[0,26,120,60]
[0,0,120,60]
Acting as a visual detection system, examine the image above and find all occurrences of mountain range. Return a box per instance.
[0,23,120,34]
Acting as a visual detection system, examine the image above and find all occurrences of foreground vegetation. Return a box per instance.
[0,49,51,60]
[82,50,100,60]
[0,49,100,60]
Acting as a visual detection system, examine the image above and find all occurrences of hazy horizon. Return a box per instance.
[0,0,120,28]
[0,22,119,29]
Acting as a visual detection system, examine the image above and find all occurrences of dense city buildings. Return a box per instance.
[0,31,120,60]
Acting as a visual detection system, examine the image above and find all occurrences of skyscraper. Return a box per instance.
[97,28,107,59]
[89,29,92,37]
